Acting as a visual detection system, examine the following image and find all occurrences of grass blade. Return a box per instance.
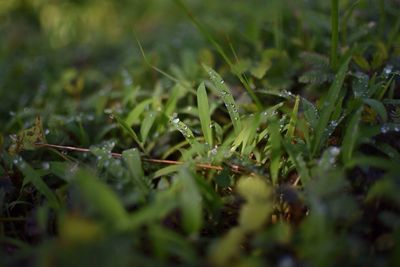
[286,95,300,139]
[176,166,202,234]
[268,118,282,185]
[140,111,156,143]
[174,0,262,110]
[341,107,362,163]
[312,56,351,156]
[203,64,242,135]
[73,168,128,229]
[330,0,339,70]
[122,148,151,193]
[14,157,60,209]
[125,99,153,126]
[112,112,145,152]
[170,116,197,145]
[196,82,213,146]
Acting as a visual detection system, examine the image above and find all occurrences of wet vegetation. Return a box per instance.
[1,0,400,266]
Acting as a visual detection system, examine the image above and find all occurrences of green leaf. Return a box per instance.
[176,167,203,234]
[363,98,388,122]
[73,169,128,229]
[268,118,282,185]
[122,148,150,192]
[341,108,362,162]
[203,64,242,135]
[209,227,245,266]
[286,95,300,139]
[237,177,272,231]
[312,56,351,156]
[14,157,60,209]
[302,97,319,130]
[112,112,144,152]
[170,116,198,147]
[283,140,311,185]
[231,114,261,154]
[125,99,153,126]
[197,82,213,146]
[152,165,181,179]
[140,111,156,143]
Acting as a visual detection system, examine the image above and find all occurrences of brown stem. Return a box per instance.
[35,143,243,174]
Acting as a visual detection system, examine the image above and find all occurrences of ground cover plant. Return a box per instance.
[1,0,400,266]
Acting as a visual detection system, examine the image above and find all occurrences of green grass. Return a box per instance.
[1,1,400,266]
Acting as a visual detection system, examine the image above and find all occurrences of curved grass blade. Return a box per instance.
[112,112,145,152]
[174,0,262,110]
[203,64,242,135]
[312,56,351,156]
[197,82,213,146]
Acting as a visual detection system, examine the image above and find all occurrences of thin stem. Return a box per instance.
[35,143,244,174]
[331,0,339,70]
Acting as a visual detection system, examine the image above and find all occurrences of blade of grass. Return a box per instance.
[176,166,203,234]
[330,0,339,70]
[14,157,60,209]
[135,36,186,87]
[122,148,151,193]
[197,82,213,146]
[140,111,156,143]
[341,107,362,163]
[125,99,153,126]
[286,95,300,139]
[174,0,262,110]
[73,169,128,229]
[203,64,242,135]
[312,56,351,156]
[283,140,311,185]
[268,118,282,185]
[112,112,145,153]
[170,116,198,145]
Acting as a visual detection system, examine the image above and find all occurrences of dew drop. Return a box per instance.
[172,117,180,124]
[329,147,340,157]
[42,162,50,170]
[44,129,50,135]
[384,65,393,75]
[220,80,225,84]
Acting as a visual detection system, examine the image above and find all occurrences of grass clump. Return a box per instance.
[1,1,400,267]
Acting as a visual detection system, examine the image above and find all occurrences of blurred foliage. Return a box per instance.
[1,0,400,266]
